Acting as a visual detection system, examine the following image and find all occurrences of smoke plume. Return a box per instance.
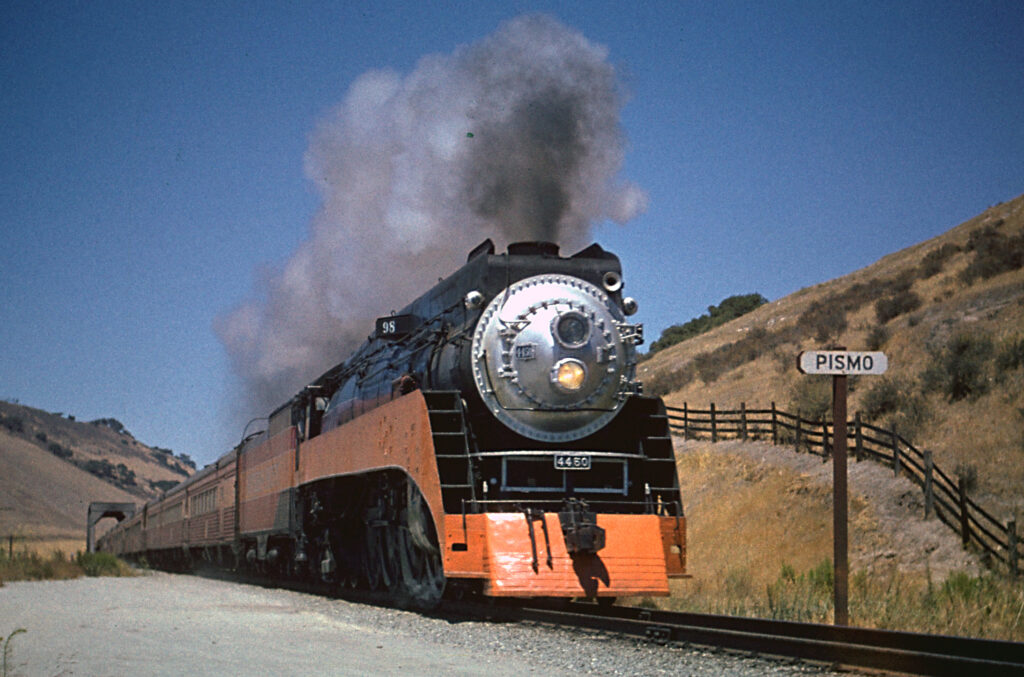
[216,14,647,419]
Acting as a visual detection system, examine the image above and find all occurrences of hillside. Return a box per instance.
[0,400,196,547]
[641,193,1024,526]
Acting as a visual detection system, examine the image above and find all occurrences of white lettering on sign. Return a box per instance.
[798,351,888,375]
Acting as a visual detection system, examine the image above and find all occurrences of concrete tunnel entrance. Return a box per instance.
[87,502,137,553]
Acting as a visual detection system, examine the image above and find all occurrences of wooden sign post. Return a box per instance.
[798,349,887,626]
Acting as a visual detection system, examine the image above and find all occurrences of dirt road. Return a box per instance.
[1,571,844,676]
[1,572,548,676]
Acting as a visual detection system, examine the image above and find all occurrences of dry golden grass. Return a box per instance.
[0,550,82,584]
[1,538,87,558]
[671,443,833,596]
[643,440,1023,639]
[0,549,134,585]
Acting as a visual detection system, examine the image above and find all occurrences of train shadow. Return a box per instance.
[570,553,610,598]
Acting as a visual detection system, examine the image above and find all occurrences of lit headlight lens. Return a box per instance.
[553,359,587,391]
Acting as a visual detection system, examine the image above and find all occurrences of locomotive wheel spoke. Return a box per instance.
[396,526,420,598]
[382,523,403,592]
[363,523,385,590]
[377,527,393,590]
[400,487,445,608]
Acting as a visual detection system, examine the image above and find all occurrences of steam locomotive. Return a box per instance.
[98,240,687,606]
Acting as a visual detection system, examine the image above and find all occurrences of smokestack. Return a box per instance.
[216,14,647,420]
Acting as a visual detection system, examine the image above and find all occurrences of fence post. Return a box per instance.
[711,402,718,443]
[822,420,829,459]
[892,431,901,477]
[958,477,971,548]
[854,412,863,462]
[923,450,934,519]
[683,402,689,440]
[7,534,11,559]
[740,402,748,440]
[771,402,778,445]
[1009,519,1019,577]
[795,413,803,452]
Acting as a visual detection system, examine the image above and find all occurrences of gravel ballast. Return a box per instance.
[1,572,846,675]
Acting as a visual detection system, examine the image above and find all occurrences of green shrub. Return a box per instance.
[789,377,832,421]
[806,557,834,593]
[923,331,994,401]
[0,550,80,582]
[959,225,1024,283]
[0,415,24,434]
[47,442,72,459]
[875,290,922,323]
[669,563,1024,638]
[918,242,961,278]
[866,324,890,350]
[82,458,116,479]
[694,326,773,384]
[996,335,1024,372]
[891,394,929,439]
[861,377,902,420]
[645,325,778,393]
[115,463,137,487]
[89,417,128,434]
[861,376,930,439]
[765,559,834,622]
[648,292,768,355]
[799,300,848,343]
[791,273,922,344]
[75,551,133,577]
[692,353,724,384]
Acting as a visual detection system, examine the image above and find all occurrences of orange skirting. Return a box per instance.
[297,391,445,546]
[444,513,671,597]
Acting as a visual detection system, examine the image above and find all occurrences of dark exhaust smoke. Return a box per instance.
[216,14,647,421]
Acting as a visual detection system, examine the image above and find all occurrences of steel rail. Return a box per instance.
[457,600,1024,676]
[189,569,1024,675]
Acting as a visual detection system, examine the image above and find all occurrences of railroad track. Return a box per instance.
[193,569,1024,675]
[451,600,1024,676]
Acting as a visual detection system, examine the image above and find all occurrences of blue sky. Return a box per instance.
[2,1,1022,466]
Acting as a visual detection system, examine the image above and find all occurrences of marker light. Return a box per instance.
[553,359,587,391]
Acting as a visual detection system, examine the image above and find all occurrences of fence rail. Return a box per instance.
[667,402,1020,576]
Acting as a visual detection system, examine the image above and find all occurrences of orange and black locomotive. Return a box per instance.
[99,240,686,606]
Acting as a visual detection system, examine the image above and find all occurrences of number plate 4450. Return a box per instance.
[554,454,591,470]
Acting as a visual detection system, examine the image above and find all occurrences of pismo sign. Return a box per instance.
[798,350,888,375]
[797,348,887,627]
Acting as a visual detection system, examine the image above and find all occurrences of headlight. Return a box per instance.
[553,311,590,348]
[552,359,587,391]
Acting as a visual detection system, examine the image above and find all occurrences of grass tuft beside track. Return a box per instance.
[0,550,134,585]
[642,559,1024,642]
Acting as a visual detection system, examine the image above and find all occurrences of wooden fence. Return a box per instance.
[666,402,1020,576]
